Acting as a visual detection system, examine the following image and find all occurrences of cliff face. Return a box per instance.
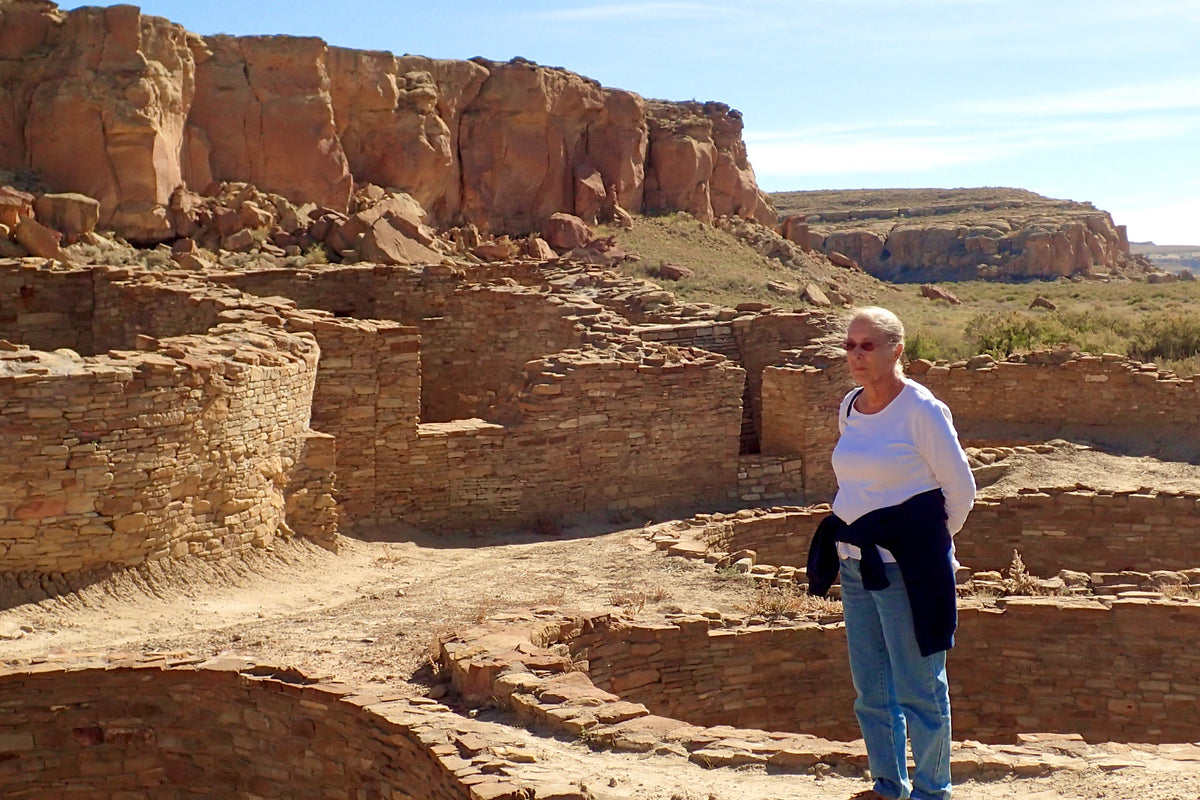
[773,188,1138,281]
[0,2,774,240]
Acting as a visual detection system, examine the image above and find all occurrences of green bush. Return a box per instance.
[1129,314,1200,362]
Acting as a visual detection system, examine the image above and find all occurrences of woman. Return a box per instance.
[807,307,976,800]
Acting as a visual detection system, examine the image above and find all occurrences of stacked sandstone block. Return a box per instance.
[960,487,1200,574]
[567,602,1200,745]
[442,609,1185,775]
[912,352,1200,428]
[761,350,1200,504]
[220,261,752,532]
[0,657,470,800]
[0,261,339,585]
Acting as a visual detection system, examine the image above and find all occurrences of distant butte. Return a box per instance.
[772,187,1151,281]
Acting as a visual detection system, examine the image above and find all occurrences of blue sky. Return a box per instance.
[68,1,1200,244]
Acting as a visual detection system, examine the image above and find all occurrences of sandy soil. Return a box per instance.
[3,448,1200,800]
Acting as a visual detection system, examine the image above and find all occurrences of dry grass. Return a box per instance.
[596,214,1200,377]
[739,584,841,620]
[608,582,671,614]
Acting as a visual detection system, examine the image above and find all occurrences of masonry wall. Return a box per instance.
[297,315,420,527]
[916,354,1200,430]
[408,286,587,422]
[380,348,746,530]
[760,363,848,500]
[215,265,380,319]
[570,601,1200,744]
[759,353,1200,504]
[0,267,94,353]
[92,273,225,352]
[959,488,1200,574]
[735,313,837,454]
[683,485,1200,576]
[0,321,330,576]
[0,665,468,800]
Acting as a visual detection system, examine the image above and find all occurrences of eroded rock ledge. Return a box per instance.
[0,2,774,241]
[772,188,1147,281]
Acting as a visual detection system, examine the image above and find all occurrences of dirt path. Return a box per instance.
[4,449,1200,799]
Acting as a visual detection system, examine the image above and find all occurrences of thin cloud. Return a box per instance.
[747,115,1196,179]
[961,78,1200,117]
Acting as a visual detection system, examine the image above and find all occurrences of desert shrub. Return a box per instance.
[1128,313,1200,363]
[740,584,841,619]
[905,329,970,362]
[1002,550,1039,595]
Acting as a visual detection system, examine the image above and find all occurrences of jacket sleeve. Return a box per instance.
[911,398,976,535]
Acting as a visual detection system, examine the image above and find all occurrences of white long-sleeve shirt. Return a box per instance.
[832,378,976,562]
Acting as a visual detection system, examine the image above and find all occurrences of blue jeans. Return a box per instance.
[840,558,952,800]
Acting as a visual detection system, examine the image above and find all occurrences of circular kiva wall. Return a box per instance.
[564,600,1200,745]
[0,661,469,799]
[663,487,1200,580]
[0,264,338,587]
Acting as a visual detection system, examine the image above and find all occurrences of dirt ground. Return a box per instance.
[3,447,1200,800]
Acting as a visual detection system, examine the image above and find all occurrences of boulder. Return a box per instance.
[801,283,831,307]
[221,228,256,252]
[14,217,62,258]
[358,217,441,265]
[766,280,798,296]
[34,193,101,240]
[573,164,607,225]
[541,213,591,251]
[658,263,695,280]
[524,236,557,261]
[827,250,860,270]
[473,238,519,261]
[779,214,809,250]
[0,187,35,227]
[920,284,961,304]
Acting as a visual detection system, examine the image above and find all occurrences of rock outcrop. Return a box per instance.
[0,2,774,242]
[772,188,1147,281]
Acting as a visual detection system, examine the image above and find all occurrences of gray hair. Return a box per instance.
[846,306,905,345]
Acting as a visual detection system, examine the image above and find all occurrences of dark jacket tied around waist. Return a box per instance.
[807,488,957,657]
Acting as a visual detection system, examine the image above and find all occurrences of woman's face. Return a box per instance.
[844,318,902,385]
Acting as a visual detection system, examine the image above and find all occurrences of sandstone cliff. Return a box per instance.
[772,188,1143,281]
[0,1,774,241]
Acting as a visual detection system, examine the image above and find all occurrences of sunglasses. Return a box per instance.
[843,339,883,352]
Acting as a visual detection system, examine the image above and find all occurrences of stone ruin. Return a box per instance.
[3,246,1200,796]
[2,2,1199,797]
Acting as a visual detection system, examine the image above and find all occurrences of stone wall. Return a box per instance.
[760,352,1200,503]
[0,266,94,353]
[569,601,1200,744]
[381,345,745,531]
[734,455,805,504]
[407,286,588,423]
[0,659,469,800]
[653,484,1200,579]
[442,609,1200,774]
[961,488,1200,575]
[760,363,847,499]
[735,313,838,455]
[219,263,752,532]
[0,322,327,575]
[914,353,1200,432]
[0,263,338,583]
